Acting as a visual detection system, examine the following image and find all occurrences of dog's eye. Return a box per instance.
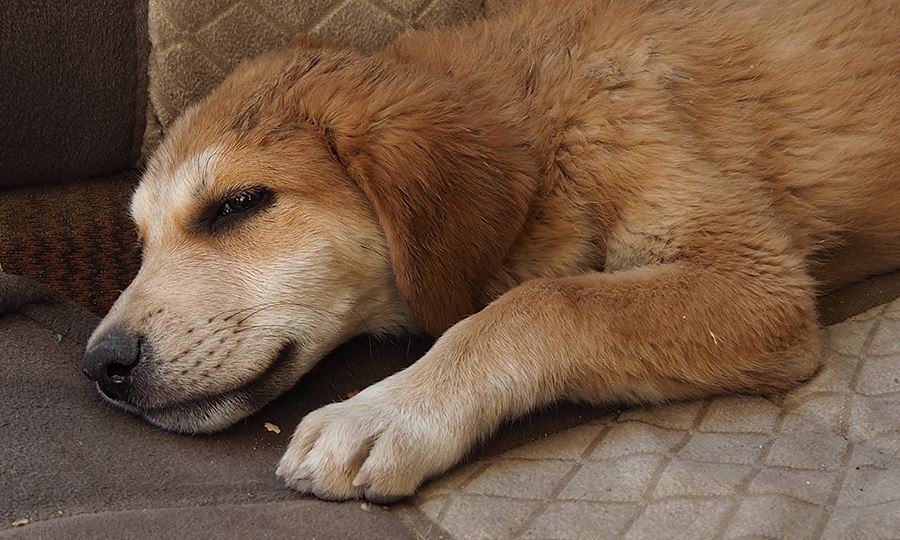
[200,188,274,233]
[218,191,263,218]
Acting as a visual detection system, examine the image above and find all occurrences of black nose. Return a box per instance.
[81,330,142,401]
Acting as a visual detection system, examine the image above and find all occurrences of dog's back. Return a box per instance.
[389,0,900,290]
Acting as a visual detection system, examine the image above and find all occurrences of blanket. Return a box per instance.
[2,271,899,539]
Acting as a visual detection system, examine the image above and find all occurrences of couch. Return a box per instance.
[0,1,502,538]
[3,1,900,539]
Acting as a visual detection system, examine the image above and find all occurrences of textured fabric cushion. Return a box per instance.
[0,0,148,187]
[144,0,514,154]
[3,272,899,538]
[0,171,141,315]
[0,273,441,539]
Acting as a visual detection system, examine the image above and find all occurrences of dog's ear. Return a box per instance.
[323,81,538,336]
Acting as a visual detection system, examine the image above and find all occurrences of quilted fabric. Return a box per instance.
[413,297,900,540]
[145,0,511,155]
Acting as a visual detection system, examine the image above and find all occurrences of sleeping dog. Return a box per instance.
[82,0,900,502]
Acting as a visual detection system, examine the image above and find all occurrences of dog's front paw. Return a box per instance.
[276,379,471,503]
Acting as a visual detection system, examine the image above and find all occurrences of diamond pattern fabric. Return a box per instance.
[144,0,507,154]
[413,298,900,540]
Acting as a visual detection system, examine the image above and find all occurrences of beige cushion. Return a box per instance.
[145,0,512,156]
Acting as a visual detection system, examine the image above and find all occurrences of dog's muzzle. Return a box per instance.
[81,330,142,402]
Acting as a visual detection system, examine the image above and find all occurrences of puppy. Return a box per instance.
[82,0,900,502]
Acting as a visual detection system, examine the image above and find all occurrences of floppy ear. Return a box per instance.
[324,80,538,336]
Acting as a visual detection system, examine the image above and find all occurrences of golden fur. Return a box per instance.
[83,0,900,502]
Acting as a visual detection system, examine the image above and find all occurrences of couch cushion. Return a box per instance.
[0,273,443,539]
[144,0,515,154]
[3,269,899,539]
[0,0,149,187]
[0,171,141,315]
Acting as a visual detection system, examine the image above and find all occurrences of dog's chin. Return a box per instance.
[94,385,266,434]
[94,342,304,434]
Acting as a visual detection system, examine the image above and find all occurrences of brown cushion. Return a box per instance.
[0,273,438,539]
[0,171,142,315]
[0,0,149,187]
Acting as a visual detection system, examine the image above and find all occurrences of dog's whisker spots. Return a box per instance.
[196,303,345,349]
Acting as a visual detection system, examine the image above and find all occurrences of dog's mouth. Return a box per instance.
[93,342,301,434]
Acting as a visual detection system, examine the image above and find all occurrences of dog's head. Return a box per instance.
[82,37,537,433]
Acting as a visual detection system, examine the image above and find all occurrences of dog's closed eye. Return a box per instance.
[218,190,266,218]
[197,187,274,233]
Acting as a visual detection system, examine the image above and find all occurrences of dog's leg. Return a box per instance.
[277,258,820,502]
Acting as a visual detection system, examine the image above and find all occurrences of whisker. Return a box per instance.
[211,301,332,325]
[359,242,391,265]
[232,324,302,335]
[198,300,352,341]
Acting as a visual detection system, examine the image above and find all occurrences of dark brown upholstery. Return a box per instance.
[0,0,148,188]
